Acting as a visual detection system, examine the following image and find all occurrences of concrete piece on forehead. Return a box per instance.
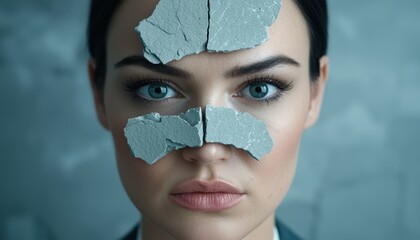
[124,108,204,165]
[207,0,282,52]
[204,105,273,160]
[135,0,208,64]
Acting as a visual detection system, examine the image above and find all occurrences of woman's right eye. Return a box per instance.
[136,83,178,100]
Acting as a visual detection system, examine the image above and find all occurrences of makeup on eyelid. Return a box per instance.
[121,74,293,105]
[113,55,301,79]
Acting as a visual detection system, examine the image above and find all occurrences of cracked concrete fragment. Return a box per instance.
[135,0,208,64]
[207,0,282,52]
[136,0,282,64]
[204,105,273,160]
[124,106,273,164]
[124,108,203,165]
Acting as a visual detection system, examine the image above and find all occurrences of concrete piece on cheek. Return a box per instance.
[124,108,204,165]
[207,0,282,52]
[135,0,209,64]
[204,106,273,160]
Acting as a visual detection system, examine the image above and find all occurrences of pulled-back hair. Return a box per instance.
[87,0,328,90]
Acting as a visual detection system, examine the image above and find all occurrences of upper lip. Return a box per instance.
[170,180,243,194]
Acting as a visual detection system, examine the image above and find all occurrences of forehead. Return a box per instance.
[106,0,309,70]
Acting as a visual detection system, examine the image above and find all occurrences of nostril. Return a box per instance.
[182,143,232,164]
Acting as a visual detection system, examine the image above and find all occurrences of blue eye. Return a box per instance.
[242,82,278,99]
[136,83,178,100]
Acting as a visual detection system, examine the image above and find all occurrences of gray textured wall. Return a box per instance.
[1,0,419,239]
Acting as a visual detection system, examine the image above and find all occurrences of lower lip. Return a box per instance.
[169,193,243,211]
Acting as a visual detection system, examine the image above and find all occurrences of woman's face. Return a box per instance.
[90,0,327,239]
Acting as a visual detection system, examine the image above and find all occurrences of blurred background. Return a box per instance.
[1,0,419,239]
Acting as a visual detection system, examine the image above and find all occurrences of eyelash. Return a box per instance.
[122,74,293,105]
[238,75,293,105]
[122,75,178,105]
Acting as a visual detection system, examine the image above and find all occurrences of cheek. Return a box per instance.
[254,86,310,201]
[112,126,178,211]
[257,119,303,198]
[112,122,151,206]
[102,82,165,208]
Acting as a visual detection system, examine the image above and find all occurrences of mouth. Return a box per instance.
[169,180,244,211]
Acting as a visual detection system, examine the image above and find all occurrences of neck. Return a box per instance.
[140,213,276,240]
[242,213,276,240]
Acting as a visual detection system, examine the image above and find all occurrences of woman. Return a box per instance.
[87,0,328,239]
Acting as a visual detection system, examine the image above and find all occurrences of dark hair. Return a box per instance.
[87,0,124,90]
[87,0,328,89]
[293,0,328,80]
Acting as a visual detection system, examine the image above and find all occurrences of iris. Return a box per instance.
[147,83,168,99]
[135,83,177,100]
[249,83,269,98]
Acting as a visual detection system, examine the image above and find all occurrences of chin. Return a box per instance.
[165,222,247,240]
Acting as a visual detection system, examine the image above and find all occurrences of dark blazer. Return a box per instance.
[121,219,303,240]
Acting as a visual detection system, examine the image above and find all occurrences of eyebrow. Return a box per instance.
[225,55,300,78]
[114,54,300,78]
[114,55,191,78]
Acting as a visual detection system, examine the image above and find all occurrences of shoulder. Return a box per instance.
[119,224,138,240]
[276,219,304,240]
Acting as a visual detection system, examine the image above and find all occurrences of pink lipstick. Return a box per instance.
[169,180,243,211]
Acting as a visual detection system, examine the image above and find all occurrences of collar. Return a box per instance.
[137,226,281,240]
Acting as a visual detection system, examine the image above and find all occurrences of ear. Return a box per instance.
[304,56,329,129]
[88,59,110,130]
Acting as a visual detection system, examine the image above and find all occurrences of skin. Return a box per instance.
[88,0,328,239]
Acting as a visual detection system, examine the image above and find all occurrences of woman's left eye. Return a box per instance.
[136,83,178,100]
[241,82,279,100]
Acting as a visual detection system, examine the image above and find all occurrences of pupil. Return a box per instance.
[155,87,162,94]
[149,84,167,98]
[250,84,268,98]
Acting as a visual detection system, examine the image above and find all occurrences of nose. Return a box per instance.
[181,143,232,165]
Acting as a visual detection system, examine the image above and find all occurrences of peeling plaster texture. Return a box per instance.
[125,106,273,164]
[124,108,203,164]
[136,0,282,63]
[135,0,208,64]
[204,105,273,160]
[207,0,281,52]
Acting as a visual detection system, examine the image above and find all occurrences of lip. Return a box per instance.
[169,180,244,211]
